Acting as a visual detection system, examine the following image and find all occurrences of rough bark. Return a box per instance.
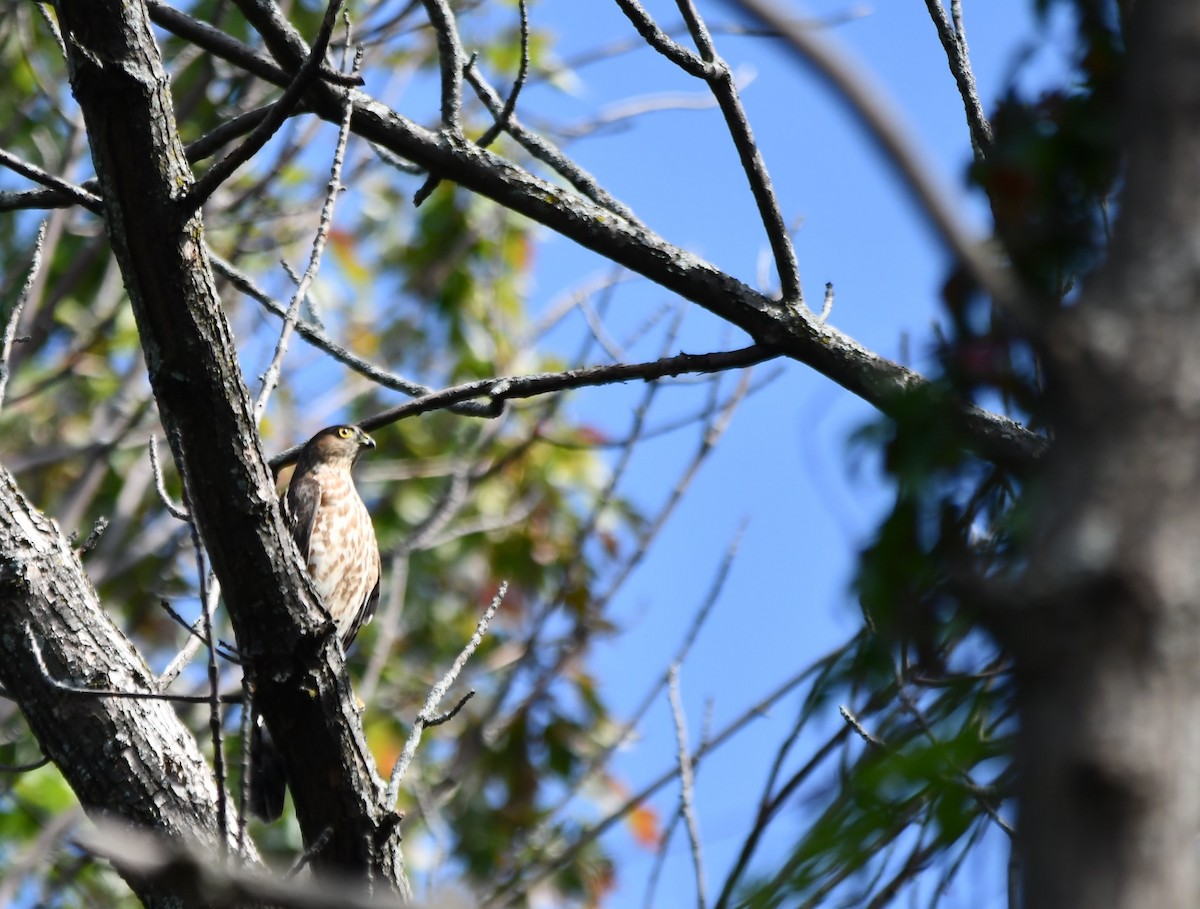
[1016,4,1200,908]
[0,466,253,909]
[50,0,408,895]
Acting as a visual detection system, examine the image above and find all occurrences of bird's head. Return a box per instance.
[300,424,376,469]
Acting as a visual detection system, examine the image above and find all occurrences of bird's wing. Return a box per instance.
[362,574,381,629]
[343,564,381,648]
[283,471,322,562]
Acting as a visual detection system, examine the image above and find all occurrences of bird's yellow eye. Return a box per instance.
[337,427,353,439]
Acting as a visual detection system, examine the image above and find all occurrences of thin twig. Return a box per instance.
[893,684,1014,838]
[425,690,475,727]
[533,523,744,836]
[269,344,778,470]
[357,552,409,706]
[26,623,240,705]
[254,42,362,423]
[732,0,1026,321]
[591,365,751,612]
[820,281,834,323]
[0,149,103,211]
[485,361,752,748]
[668,665,707,909]
[480,306,689,737]
[145,0,361,89]
[148,437,190,520]
[186,0,345,209]
[285,826,334,879]
[385,582,507,805]
[425,0,465,133]
[713,694,853,909]
[0,754,51,772]
[237,674,254,856]
[674,0,802,305]
[462,67,643,226]
[923,0,993,159]
[175,440,228,856]
[415,0,530,205]
[415,495,539,551]
[839,704,886,748]
[210,252,496,419]
[475,0,530,149]
[157,583,237,690]
[394,463,473,555]
[0,221,47,414]
[485,660,820,907]
[76,518,118,557]
[159,597,206,642]
[612,0,712,77]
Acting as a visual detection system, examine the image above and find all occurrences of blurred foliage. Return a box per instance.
[742,1,1124,907]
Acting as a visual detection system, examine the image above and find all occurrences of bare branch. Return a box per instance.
[385,582,507,805]
[254,42,361,423]
[462,65,643,226]
[0,221,47,414]
[421,0,466,138]
[186,0,345,209]
[268,344,776,469]
[923,0,993,159]
[612,0,713,78]
[222,0,1048,471]
[0,148,102,210]
[26,625,241,706]
[485,660,823,907]
[148,437,190,521]
[484,360,752,749]
[145,0,362,89]
[415,0,530,205]
[211,251,496,420]
[674,0,803,305]
[533,523,745,836]
[713,695,853,909]
[475,0,531,150]
[732,0,1026,321]
[175,436,229,855]
[668,665,708,909]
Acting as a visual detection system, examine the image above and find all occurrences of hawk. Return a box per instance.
[249,424,381,821]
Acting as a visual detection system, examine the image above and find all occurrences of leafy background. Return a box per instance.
[0,0,1103,906]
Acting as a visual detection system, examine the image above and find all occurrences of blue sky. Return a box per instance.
[453,1,1071,906]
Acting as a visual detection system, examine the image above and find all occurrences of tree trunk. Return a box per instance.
[49,0,409,894]
[1017,4,1200,908]
[0,466,253,909]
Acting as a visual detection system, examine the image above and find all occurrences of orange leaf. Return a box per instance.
[626,802,661,849]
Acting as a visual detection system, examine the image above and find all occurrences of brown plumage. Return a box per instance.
[249,424,380,821]
[282,424,381,647]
